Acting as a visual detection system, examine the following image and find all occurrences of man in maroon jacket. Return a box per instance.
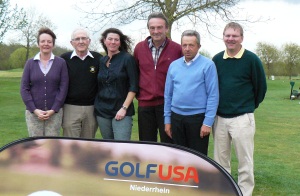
[134,12,182,143]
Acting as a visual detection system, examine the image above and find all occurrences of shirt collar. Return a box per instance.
[70,50,94,60]
[148,38,167,49]
[223,47,245,59]
[34,52,55,60]
[184,53,200,66]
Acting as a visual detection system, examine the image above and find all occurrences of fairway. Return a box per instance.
[0,70,299,195]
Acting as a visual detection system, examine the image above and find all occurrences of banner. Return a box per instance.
[0,137,242,196]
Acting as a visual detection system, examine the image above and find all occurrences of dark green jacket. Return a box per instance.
[212,49,267,118]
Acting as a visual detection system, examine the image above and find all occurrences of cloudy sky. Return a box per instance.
[7,0,300,56]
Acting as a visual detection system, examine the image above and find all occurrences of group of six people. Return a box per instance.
[20,12,267,196]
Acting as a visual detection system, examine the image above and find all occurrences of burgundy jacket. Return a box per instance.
[134,37,182,107]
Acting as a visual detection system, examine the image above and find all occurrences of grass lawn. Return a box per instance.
[0,69,299,195]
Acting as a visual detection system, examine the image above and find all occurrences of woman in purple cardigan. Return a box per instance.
[20,27,69,136]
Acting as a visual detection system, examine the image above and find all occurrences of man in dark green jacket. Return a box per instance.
[212,22,267,196]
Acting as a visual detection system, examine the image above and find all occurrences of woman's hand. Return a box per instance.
[33,109,55,120]
[43,110,55,120]
[34,109,47,120]
[115,107,126,121]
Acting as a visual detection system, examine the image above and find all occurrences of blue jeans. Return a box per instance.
[96,116,132,140]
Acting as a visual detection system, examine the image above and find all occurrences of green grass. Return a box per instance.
[0,76,28,146]
[1,70,300,195]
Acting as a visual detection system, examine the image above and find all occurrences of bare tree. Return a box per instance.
[0,0,26,43]
[20,7,56,62]
[199,49,212,59]
[77,0,258,39]
[282,43,300,80]
[256,42,279,80]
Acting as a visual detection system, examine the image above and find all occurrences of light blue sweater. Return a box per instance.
[164,55,219,126]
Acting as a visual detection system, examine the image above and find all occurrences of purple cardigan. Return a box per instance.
[20,56,69,113]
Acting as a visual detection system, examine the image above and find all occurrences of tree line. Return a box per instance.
[256,42,300,79]
[0,43,70,70]
[2,41,300,77]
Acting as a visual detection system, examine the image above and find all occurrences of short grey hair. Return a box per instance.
[71,27,90,40]
[181,30,201,46]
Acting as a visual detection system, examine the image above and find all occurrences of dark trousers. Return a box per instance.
[171,112,209,155]
[138,105,172,143]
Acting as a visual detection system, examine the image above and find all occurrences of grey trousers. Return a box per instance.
[25,109,63,137]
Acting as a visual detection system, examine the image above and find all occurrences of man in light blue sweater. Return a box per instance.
[164,30,219,155]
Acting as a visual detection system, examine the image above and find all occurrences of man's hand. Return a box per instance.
[200,125,211,138]
[165,124,172,138]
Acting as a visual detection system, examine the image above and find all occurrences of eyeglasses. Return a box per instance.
[72,37,89,42]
